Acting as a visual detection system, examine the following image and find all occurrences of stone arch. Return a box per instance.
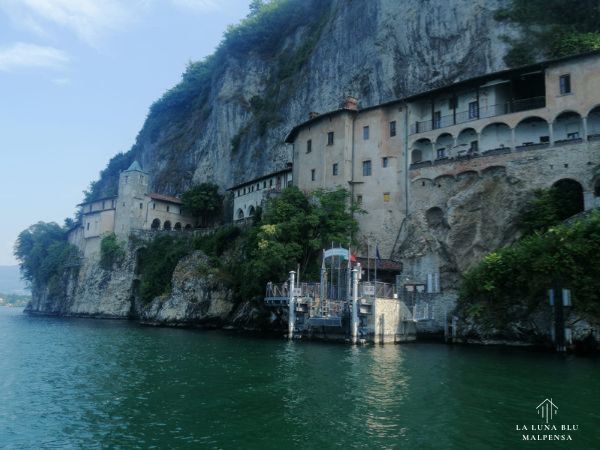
[553,111,583,142]
[434,174,455,187]
[174,222,182,231]
[435,133,453,159]
[248,205,256,217]
[481,165,507,177]
[480,122,512,151]
[515,116,549,146]
[456,170,479,181]
[163,220,172,231]
[456,128,478,154]
[413,177,433,188]
[411,138,433,163]
[586,105,600,137]
[151,218,160,230]
[552,179,584,218]
[425,207,445,228]
[236,208,244,220]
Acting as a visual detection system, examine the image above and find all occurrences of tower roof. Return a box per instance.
[126,160,144,172]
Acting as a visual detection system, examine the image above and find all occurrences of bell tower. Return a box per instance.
[114,161,149,236]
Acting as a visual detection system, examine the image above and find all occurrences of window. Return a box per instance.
[559,74,571,94]
[468,101,479,119]
[383,192,391,202]
[139,203,143,209]
[251,185,254,192]
[269,179,273,187]
[362,160,372,176]
[327,131,334,145]
[311,169,316,181]
[125,175,129,184]
[382,157,389,168]
[86,222,90,231]
[263,181,267,188]
[437,148,446,159]
[243,187,246,195]
[256,183,259,190]
[167,205,170,212]
[306,139,312,153]
[567,131,580,140]
[433,111,441,128]
[356,195,363,206]
[332,163,338,176]
[388,121,396,137]
[363,126,370,140]
[152,202,156,209]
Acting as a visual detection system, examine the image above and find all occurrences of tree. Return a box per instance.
[496,0,600,66]
[14,222,79,295]
[239,187,359,298]
[181,183,223,227]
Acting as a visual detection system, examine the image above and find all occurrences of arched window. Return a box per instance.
[248,206,256,217]
[163,220,172,231]
[553,111,583,142]
[515,116,549,147]
[480,122,511,151]
[151,219,160,230]
[411,138,433,163]
[174,222,182,231]
[236,209,244,220]
[552,179,584,218]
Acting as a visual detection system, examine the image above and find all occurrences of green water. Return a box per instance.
[0,306,598,449]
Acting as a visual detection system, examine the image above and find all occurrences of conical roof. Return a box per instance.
[126,160,144,172]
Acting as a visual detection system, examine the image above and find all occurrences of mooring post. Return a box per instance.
[351,268,359,344]
[288,270,296,340]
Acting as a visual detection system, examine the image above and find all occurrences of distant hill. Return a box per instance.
[0,266,29,295]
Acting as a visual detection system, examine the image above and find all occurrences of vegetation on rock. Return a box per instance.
[14,222,79,296]
[459,200,600,329]
[100,233,126,270]
[496,0,600,66]
[136,187,358,302]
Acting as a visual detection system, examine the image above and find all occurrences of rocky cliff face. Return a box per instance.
[25,247,276,330]
[125,0,512,195]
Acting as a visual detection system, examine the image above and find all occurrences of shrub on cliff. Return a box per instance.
[137,235,190,302]
[100,233,125,270]
[14,222,79,295]
[458,210,600,328]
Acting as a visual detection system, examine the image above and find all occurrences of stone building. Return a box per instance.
[286,50,600,294]
[229,166,293,222]
[69,161,194,257]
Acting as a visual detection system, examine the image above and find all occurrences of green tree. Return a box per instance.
[14,222,79,295]
[100,233,125,270]
[181,183,223,227]
[459,210,600,329]
[238,187,359,299]
[496,0,600,66]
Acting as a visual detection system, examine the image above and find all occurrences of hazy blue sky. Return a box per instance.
[0,0,250,265]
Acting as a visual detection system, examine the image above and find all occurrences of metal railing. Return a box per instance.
[410,96,546,135]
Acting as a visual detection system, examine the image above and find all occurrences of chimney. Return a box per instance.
[308,111,320,120]
[342,96,358,111]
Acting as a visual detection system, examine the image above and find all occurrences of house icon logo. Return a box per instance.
[536,398,558,423]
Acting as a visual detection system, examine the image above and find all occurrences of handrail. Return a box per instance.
[410,97,546,135]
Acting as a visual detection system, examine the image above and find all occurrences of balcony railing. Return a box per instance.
[410,96,546,135]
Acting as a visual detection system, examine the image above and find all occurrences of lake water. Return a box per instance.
[0,306,598,449]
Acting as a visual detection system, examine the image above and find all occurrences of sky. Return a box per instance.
[0,0,250,265]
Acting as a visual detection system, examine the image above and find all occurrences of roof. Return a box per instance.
[356,257,402,272]
[77,195,117,207]
[149,193,182,204]
[284,50,600,142]
[125,160,144,172]
[227,167,293,191]
[285,108,358,143]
